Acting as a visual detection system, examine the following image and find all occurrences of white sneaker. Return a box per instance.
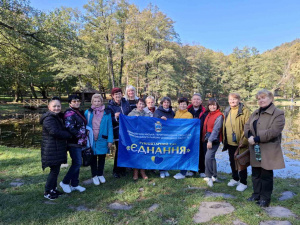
[59,181,71,193]
[164,171,170,177]
[199,173,206,178]
[173,173,186,179]
[236,183,248,192]
[92,176,100,185]
[227,179,239,187]
[98,176,106,183]
[70,185,86,192]
[206,178,213,187]
[186,171,194,177]
[204,176,217,182]
[212,176,218,182]
[160,171,166,178]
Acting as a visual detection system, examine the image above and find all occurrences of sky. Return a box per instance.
[29,0,300,54]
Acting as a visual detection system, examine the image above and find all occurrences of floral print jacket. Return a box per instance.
[64,108,87,146]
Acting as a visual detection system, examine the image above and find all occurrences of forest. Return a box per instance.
[1,0,299,102]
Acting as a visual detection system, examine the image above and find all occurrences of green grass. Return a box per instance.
[0,146,299,225]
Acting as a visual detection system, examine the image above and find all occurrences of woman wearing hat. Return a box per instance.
[107,88,131,178]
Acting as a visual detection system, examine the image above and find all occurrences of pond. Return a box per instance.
[0,105,299,178]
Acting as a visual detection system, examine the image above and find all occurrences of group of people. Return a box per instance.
[41,86,285,208]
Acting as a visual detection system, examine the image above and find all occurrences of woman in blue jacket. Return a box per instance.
[85,94,113,185]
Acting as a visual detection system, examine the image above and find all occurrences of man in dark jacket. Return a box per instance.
[60,95,88,193]
[187,93,207,177]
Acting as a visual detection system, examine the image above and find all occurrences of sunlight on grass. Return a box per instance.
[0,146,299,224]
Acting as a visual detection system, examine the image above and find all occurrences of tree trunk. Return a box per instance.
[30,82,38,99]
[41,89,47,99]
[106,34,115,88]
[118,33,125,87]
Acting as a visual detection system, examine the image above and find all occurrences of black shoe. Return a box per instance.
[258,200,270,207]
[52,189,63,196]
[44,191,58,200]
[113,173,120,178]
[247,196,260,202]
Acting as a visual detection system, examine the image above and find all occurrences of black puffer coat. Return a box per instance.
[40,111,72,169]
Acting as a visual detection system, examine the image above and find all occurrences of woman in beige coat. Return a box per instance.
[244,89,285,207]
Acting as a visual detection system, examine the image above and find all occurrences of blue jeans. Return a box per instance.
[62,147,82,187]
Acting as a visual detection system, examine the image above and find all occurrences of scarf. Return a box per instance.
[91,105,105,141]
[148,107,156,113]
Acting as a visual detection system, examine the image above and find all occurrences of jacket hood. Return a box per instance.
[157,105,173,113]
[40,111,62,124]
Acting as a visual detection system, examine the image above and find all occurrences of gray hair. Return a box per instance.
[160,96,171,105]
[192,93,202,100]
[256,89,274,101]
[124,85,139,100]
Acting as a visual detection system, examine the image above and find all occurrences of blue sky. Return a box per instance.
[30,0,300,54]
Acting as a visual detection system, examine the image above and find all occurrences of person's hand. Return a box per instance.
[108,143,112,148]
[161,116,167,120]
[115,112,121,119]
[248,136,255,145]
[207,141,212,149]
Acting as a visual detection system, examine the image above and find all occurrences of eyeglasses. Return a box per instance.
[71,100,81,103]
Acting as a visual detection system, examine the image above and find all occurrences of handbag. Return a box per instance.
[234,144,250,171]
[82,136,93,167]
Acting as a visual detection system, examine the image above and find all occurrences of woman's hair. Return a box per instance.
[206,98,220,111]
[137,98,146,105]
[256,89,274,101]
[228,93,241,100]
[192,93,202,100]
[124,85,138,100]
[160,96,171,105]
[68,95,80,103]
[178,97,189,105]
[91,94,103,103]
[145,96,155,103]
[49,96,61,104]
[111,87,122,96]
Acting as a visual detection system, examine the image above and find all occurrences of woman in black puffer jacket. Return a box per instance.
[40,97,72,200]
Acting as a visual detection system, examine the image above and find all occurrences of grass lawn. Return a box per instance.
[0,146,299,225]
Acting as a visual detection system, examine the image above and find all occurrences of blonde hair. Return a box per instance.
[256,89,274,100]
[91,94,103,104]
[228,93,241,100]
[145,96,155,103]
[125,85,138,100]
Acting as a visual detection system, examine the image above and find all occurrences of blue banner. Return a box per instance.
[118,114,200,170]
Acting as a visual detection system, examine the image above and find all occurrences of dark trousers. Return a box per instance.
[91,154,106,177]
[228,145,248,185]
[199,141,206,173]
[45,164,61,192]
[62,147,82,187]
[252,167,273,201]
[113,141,126,174]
